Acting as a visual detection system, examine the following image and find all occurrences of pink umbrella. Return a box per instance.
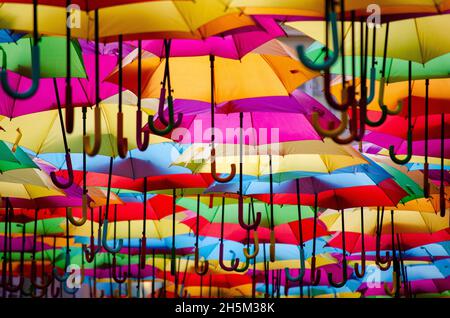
[0,54,120,118]
[135,17,285,59]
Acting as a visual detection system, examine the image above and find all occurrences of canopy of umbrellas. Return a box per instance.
[0,0,449,299]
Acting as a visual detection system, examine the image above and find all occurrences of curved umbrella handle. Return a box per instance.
[102,219,124,254]
[83,233,102,263]
[284,247,306,282]
[378,77,403,116]
[148,96,181,135]
[67,194,88,226]
[230,251,250,273]
[219,242,240,272]
[140,235,146,269]
[389,129,412,165]
[0,44,40,99]
[31,259,54,289]
[117,112,128,159]
[243,232,259,259]
[50,278,61,298]
[296,12,339,71]
[50,152,75,189]
[112,256,128,284]
[63,265,85,295]
[354,253,366,278]
[84,106,102,157]
[327,259,348,288]
[136,110,150,151]
[158,88,183,128]
[269,230,276,262]
[365,104,388,127]
[384,260,401,297]
[312,110,348,138]
[53,251,71,282]
[210,148,236,183]
[310,256,322,286]
[323,72,354,111]
[194,246,209,276]
[238,197,261,230]
[11,128,22,153]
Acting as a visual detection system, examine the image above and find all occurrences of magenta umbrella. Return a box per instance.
[134,17,285,59]
[0,54,120,118]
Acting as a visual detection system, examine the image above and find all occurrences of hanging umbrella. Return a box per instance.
[0,142,38,172]
[0,104,169,156]
[0,0,255,40]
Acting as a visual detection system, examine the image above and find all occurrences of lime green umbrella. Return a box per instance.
[176,196,315,226]
[0,36,86,78]
[307,43,450,83]
[0,141,38,172]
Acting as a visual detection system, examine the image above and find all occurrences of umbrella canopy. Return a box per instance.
[287,14,450,63]
[108,53,318,103]
[0,104,169,156]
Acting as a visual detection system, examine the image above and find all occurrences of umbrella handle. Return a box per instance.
[62,265,85,295]
[231,251,250,273]
[112,255,128,284]
[269,230,276,262]
[50,152,75,189]
[0,45,40,99]
[194,246,209,276]
[136,110,149,151]
[210,148,236,183]
[310,256,322,286]
[84,106,102,156]
[158,88,183,128]
[140,235,146,269]
[83,232,102,263]
[389,129,412,165]
[67,194,88,226]
[219,242,240,271]
[31,258,54,289]
[50,277,61,298]
[148,95,181,135]
[53,251,72,283]
[102,219,124,254]
[423,162,430,198]
[327,259,348,288]
[117,112,128,159]
[243,232,259,259]
[65,83,74,133]
[170,248,177,276]
[323,71,354,111]
[384,259,401,297]
[296,11,339,71]
[284,246,306,282]
[238,197,261,230]
[312,109,348,138]
[378,77,403,115]
[11,128,22,153]
[365,104,388,127]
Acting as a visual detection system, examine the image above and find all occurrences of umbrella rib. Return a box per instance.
[413,19,425,64]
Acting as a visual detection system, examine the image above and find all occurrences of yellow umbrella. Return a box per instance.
[287,14,450,64]
[0,182,64,199]
[173,140,367,175]
[321,208,449,235]
[0,104,169,156]
[0,168,57,188]
[0,0,250,40]
[110,53,318,103]
[331,78,450,113]
[231,0,449,19]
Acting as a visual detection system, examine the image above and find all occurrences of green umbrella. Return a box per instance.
[306,43,450,83]
[0,141,38,172]
[0,36,86,78]
[176,197,315,226]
